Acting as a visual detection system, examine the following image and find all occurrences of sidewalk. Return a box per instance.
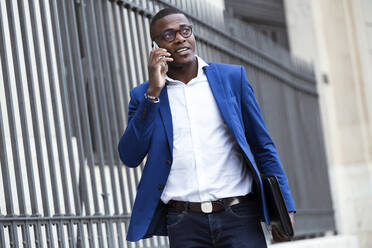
[269,235,358,248]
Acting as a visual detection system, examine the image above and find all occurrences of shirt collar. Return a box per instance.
[165,55,208,85]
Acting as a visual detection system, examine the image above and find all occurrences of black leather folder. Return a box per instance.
[262,175,294,239]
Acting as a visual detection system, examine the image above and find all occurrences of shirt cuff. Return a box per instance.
[144,93,160,103]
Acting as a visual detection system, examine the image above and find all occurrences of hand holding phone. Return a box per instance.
[152,41,168,72]
[146,42,173,98]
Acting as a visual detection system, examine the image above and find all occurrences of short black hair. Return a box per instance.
[150,8,185,40]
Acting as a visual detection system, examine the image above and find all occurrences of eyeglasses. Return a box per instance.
[153,25,193,42]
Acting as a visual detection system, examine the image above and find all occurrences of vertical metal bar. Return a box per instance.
[134,11,148,82]
[142,14,152,57]
[36,0,73,215]
[86,221,95,248]
[0,21,9,217]
[195,38,202,58]
[123,169,135,214]
[27,0,62,215]
[208,2,214,27]
[206,41,213,62]
[194,0,200,18]
[199,0,205,22]
[209,3,215,29]
[76,221,85,247]
[189,0,195,16]
[198,40,205,60]
[173,0,179,9]
[57,222,66,248]
[45,221,54,248]
[0,55,15,217]
[10,224,19,248]
[145,0,151,10]
[23,222,32,248]
[0,103,16,247]
[118,4,137,89]
[0,224,5,248]
[184,0,189,11]
[44,219,53,246]
[96,222,104,248]
[180,0,185,11]
[3,0,27,216]
[34,222,43,248]
[124,221,134,248]
[66,221,75,248]
[126,8,142,84]
[113,7,130,126]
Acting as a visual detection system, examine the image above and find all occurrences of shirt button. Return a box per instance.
[158,184,164,190]
[166,159,171,165]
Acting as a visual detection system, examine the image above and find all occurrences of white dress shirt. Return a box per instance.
[160,56,253,203]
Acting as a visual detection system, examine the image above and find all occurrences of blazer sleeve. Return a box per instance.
[240,66,296,212]
[118,89,160,167]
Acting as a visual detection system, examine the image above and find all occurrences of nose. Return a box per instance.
[174,31,186,43]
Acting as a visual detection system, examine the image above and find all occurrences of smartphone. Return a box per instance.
[152,41,168,72]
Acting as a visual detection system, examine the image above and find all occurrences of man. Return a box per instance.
[118,7,295,247]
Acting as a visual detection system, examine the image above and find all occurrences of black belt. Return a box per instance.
[167,193,254,214]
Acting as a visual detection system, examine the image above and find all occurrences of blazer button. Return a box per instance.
[158,184,164,190]
[166,160,171,165]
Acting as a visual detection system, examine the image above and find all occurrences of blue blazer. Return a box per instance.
[118,62,296,242]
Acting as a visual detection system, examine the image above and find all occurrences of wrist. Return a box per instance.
[144,93,159,103]
[146,86,162,98]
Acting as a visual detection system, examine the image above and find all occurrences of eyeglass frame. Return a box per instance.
[152,24,193,42]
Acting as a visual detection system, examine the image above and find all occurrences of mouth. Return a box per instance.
[174,47,190,54]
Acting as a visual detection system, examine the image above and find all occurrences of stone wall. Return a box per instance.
[283,0,372,247]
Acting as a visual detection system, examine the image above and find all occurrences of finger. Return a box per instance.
[151,47,166,54]
[153,55,173,66]
[159,56,173,63]
[150,51,171,65]
[163,57,174,62]
[149,48,166,61]
[153,50,171,59]
[272,227,289,242]
[149,48,160,61]
[290,214,295,227]
[152,48,168,54]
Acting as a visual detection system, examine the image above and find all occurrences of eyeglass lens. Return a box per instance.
[162,26,192,41]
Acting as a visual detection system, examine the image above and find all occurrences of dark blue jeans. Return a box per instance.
[166,199,267,248]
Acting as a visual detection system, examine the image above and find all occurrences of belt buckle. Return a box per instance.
[201,201,213,213]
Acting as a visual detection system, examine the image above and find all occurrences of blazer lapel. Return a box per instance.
[203,64,230,125]
[159,87,173,153]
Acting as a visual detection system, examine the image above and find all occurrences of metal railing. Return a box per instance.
[0,0,334,247]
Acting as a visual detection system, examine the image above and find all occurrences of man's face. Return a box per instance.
[152,14,196,67]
